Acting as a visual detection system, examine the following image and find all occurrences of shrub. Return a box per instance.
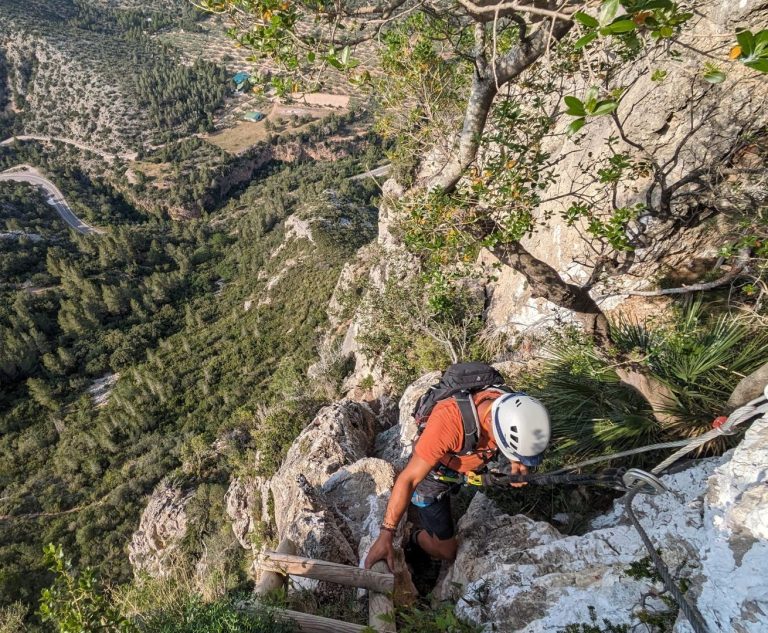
[0,602,27,633]
[38,544,134,633]
[395,601,482,633]
[136,597,295,633]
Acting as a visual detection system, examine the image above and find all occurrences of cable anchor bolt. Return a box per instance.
[622,468,667,496]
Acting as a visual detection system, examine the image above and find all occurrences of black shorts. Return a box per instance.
[411,476,458,541]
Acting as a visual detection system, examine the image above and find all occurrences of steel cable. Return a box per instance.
[621,388,768,633]
[624,487,712,633]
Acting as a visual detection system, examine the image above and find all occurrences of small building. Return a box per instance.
[243,111,265,122]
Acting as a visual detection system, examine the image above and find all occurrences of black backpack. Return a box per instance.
[412,362,510,456]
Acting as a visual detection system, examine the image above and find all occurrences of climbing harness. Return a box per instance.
[432,466,668,495]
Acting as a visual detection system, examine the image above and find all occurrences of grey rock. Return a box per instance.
[440,414,768,632]
[128,483,194,578]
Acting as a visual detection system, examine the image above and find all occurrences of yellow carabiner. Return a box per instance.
[465,471,483,487]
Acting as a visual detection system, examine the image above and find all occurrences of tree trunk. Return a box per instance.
[493,240,678,425]
[727,361,768,411]
[426,74,497,193]
[425,19,574,192]
[493,241,611,344]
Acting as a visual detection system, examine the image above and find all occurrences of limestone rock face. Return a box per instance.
[225,477,269,550]
[696,415,768,630]
[373,371,441,469]
[482,0,768,340]
[439,415,768,632]
[228,402,392,569]
[321,457,396,551]
[266,401,378,566]
[221,399,417,601]
[128,483,194,578]
[332,0,768,379]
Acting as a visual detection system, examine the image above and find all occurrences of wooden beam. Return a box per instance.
[273,608,368,633]
[257,551,395,593]
[255,538,296,595]
[368,561,396,632]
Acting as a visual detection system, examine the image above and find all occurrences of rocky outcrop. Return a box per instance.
[373,370,440,470]
[333,0,768,387]
[226,403,383,560]
[438,415,768,632]
[225,477,266,550]
[269,402,378,567]
[321,457,396,555]
[128,483,194,578]
[220,399,417,601]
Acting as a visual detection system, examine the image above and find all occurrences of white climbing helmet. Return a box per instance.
[491,393,551,467]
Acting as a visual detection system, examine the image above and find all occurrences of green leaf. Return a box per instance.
[592,100,618,116]
[567,118,586,136]
[658,25,674,38]
[564,95,587,116]
[703,65,726,83]
[755,29,768,47]
[573,11,599,28]
[584,87,599,111]
[574,31,599,50]
[736,29,756,55]
[598,0,620,27]
[605,19,637,34]
[638,0,673,9]
[745,58,768,73]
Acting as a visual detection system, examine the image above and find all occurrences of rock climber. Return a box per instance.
[364,365,550,572]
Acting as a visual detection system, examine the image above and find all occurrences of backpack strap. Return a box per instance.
[454,391,480,455]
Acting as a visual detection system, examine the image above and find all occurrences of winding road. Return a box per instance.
[0,165,102,235]
[0,134,387,237]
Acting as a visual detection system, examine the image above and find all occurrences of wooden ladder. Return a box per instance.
[251,538,397,632]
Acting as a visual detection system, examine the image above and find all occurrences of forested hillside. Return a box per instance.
[0,147,379,615]
[0,0,224,151]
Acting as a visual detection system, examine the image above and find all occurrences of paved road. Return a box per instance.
[0,135,137,162]
[0,165,102,235]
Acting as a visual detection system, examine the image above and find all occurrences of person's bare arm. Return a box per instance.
[364,453,434,570]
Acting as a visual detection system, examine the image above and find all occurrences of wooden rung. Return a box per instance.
[273,607,368,633]
[257,551,394,594]
[368,561,396,632]
[255,538,297,595]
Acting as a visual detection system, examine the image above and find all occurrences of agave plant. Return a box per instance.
[531,298,768,463]
[612,298,768,438]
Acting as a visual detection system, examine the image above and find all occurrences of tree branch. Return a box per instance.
[456,0,575,22]
[423,16,573,191]
[612,248,750,297]
[492,239,611,344]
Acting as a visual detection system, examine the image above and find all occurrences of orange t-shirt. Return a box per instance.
[413,390,501,473]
